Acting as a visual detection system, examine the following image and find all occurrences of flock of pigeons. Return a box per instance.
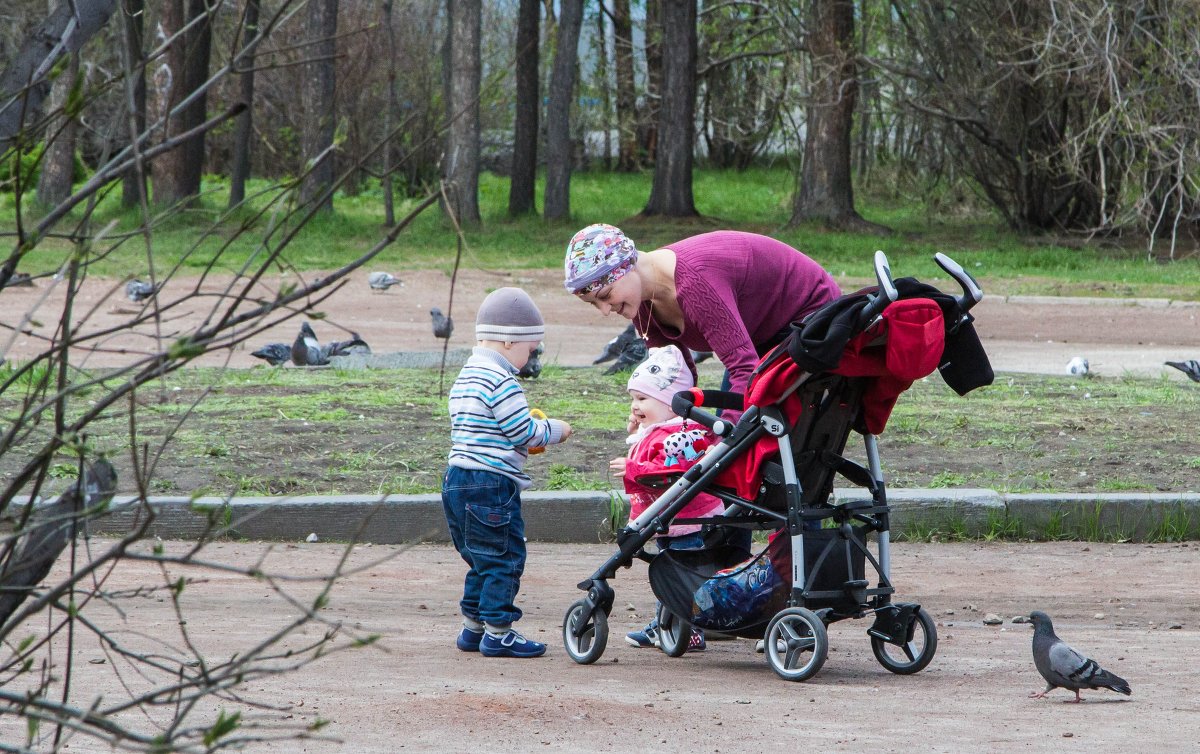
[244,272,549,377]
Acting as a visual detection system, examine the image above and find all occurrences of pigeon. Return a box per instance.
[517,343,543,379]
[691,350,714,364]
[603,335,647,376]
[251,342,291,366]
[592,324,641,365]
[368,272,402,291]
[325,332,372,358]
[291,322,328,366]
[1165,360,1200,382]
[1065,356,1089,376]
[430,307,454,340]
[125,279,162,303]
[1028,610,1131,703]
[1,271,33,288]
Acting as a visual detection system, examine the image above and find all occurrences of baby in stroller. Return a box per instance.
[612,345,723,651]
[563,251,993,681]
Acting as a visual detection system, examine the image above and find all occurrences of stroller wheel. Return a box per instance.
[563,599,609,665]
[655,604,691,658]
[763,607,828,682]
[871,606,937,675]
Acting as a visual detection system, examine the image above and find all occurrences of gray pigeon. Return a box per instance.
[691,350,714,364]
[325,332,371,358]
[603,334,647,375]
[518,343,543,379]
[1029,611,1131,703]
[1,271,33,288]
[291,322,328,366]
[593,324,641,365]
[125,279,162,303]
[1165,360,1200,382]
[251,342,291,366]
[430,307,454,340]
[368,272,402,291]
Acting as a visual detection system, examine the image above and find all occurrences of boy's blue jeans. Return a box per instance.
[441,467,527,629]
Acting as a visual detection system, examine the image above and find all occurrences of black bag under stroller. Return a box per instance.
[562,252,992,681]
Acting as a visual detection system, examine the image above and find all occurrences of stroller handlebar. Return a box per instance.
[934,252,984,312]
[671,388,741,437]
[857,250,900,328]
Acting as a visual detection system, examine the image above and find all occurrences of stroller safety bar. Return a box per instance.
[671,388,743,437]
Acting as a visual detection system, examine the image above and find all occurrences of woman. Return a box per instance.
[564,223,840,400]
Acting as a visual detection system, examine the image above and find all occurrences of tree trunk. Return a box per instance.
[35,53,80,207]
[612,0,638,171]
[229,0,260,210]
[120,0,147,208]
[543,0,583,221]
[299,0,338,213]
[381,0,397,224]
[508,0,540,217]
[444,0,481,226]
[789,0,884,232]
[642,0,696,217]
[156,0,213,208]
[0,0,117,155]
[595,4,611,170]
[639,0,662,164]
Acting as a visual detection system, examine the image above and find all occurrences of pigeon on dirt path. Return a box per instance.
[251,343,291,366]
[125,279,162,303]
[368,272,402,291]
[1029,610,1131,703]
[430,307,454,340]
[1165,360,1200,382]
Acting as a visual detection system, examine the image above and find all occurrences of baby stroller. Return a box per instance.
[562,251,993,682]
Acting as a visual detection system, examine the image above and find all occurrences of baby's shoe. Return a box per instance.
[456,626,483,652]
[480,629,546,658]
[625,618,660,648]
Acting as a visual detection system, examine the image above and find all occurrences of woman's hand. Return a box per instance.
[608,456,627,477]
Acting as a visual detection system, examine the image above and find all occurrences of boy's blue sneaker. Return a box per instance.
[625,619,659,648]
[480,629,546,658]
[456,627,484,652]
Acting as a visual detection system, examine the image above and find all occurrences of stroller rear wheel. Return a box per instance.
[563,599,609,664]
[656,604,691,658]
[763,607,828,682]
[871,606,937,674]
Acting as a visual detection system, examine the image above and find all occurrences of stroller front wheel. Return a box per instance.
[763,607,829,682]
[655,604,691,658]
[871,606,937,675]
[563,599,609,664]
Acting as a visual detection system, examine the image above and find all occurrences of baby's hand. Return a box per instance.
[608,456,627,476]
[626,414,639,433]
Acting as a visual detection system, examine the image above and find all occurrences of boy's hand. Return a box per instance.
[559,421,573,441]
[608,456,627,476]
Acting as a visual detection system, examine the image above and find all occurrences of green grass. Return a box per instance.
[4,167,1198,298]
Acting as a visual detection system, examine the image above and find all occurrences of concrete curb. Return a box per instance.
[73,488,1200,544]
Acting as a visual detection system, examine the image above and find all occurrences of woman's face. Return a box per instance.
[576,269,641,320]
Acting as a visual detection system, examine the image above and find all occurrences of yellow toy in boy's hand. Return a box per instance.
[528,408,547,454]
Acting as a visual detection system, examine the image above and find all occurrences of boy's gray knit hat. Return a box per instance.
[475,287,545,342]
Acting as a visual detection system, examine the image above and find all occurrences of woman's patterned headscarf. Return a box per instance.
[563,223,639,294]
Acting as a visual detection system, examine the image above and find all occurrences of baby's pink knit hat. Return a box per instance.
[627,346,693,406]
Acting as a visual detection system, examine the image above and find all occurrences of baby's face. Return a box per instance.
[629,390,674,428]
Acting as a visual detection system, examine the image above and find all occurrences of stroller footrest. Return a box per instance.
[843,579,869,604]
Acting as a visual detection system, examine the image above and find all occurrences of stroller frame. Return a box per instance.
[562,251,987,682]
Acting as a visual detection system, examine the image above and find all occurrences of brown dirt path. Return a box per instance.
[2,268,1198,377]
[13,539,1197,752]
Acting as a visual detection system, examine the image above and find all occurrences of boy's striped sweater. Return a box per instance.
[447,347,566,489]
